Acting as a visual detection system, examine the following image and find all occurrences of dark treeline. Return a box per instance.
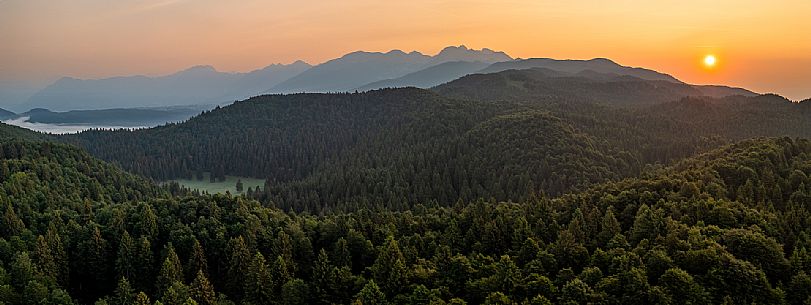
[2,136,811,304]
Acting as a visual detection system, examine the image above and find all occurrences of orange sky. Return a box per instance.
[1,0,810,100]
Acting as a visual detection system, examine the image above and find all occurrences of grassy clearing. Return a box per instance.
[168,172,265,194]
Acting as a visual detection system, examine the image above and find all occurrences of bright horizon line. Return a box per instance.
[31,47,749,91]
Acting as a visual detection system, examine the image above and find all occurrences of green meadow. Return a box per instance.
[168,172,265,194]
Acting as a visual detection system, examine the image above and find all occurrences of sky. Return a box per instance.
[1,0,810,100]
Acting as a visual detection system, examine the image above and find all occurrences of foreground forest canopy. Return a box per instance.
[2,135,811,305]
[0,66,810,305]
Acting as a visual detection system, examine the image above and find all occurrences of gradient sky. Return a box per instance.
[1,0,810,100]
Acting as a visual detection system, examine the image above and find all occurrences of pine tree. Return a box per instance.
[80,224,110,299]
[46,224,69,287]
[156,245,184,297]
[332,237,351,268]
[116,231,136,280]
[311,249,333,304]
[134,236,154,293]
[185,239,208,281]
[2,203,25,237]
[135,204,158,240]
[274,231,296,275]
[189,270,216,305]
[33,235,57,283]
[161,282,191,305]
[113,277,136,305]
[630,204,664,244]
[598,208,621,247]
[10,251,34,290]
[355,280,387,305]
[271,255,292,293]
[371,236,407,297]
[134,292,151,305]
[225,236,251,299]
[245,252,273,305]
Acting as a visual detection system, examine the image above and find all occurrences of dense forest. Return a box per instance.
[2,131,811,304]
[65,71,811,213]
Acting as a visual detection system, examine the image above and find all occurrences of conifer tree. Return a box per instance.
[156,245,184,297]
[113,277,135,305]
[245,252,273,305]
[189,270,216,305]
[371,236,407,297]
[355,280,387,305]
[116,231,136,280]
[33,235,57,283]
[225,236,251,299]
[186,239,208,281]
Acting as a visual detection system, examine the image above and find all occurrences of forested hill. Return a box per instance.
[3,135,810,304]
[648,94,811,139]
[0,139,164,206]
[0,122,50,142]
[63,83,811,213]
[432,68,755,105]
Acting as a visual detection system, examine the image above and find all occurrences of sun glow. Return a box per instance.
[703,55,717,67]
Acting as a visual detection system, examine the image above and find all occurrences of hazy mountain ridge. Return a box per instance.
[22,61,311,111]
[479,58,683,83]
[355,61,490,91]
[269,45,512,93]
[20,45,757,114]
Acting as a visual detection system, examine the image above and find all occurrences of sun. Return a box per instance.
[703,55,717,67]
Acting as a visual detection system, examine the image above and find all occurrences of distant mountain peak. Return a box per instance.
[589,58,618,64]
[178,65,218,73]
[431,45,512,64]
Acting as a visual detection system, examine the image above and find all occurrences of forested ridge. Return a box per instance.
[64,70,810,213]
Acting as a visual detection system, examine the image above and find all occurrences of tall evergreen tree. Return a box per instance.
[225,236,251,300]
[189,270,216,305]
[185,239,208,281]
[116,231,136,281]
[245,252,273,305]
[156,245,184,297]
[371,236,407,297]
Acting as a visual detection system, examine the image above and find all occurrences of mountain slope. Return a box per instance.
[433,68,702,105]
[434,68,754,105]
[0,122,49,142]
[355,61,490,91]
[0,107,16,120]
[647,94,811,139]
[269,50,431,93]
[480,58,683,83]
[270,46,512,93]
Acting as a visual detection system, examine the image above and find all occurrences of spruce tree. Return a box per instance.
[189,270,216,305]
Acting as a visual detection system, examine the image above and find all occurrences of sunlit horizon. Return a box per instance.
[2,0,810,100]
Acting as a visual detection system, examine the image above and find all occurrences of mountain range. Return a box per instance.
[15,45,756,113]
[21,61,311,112]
